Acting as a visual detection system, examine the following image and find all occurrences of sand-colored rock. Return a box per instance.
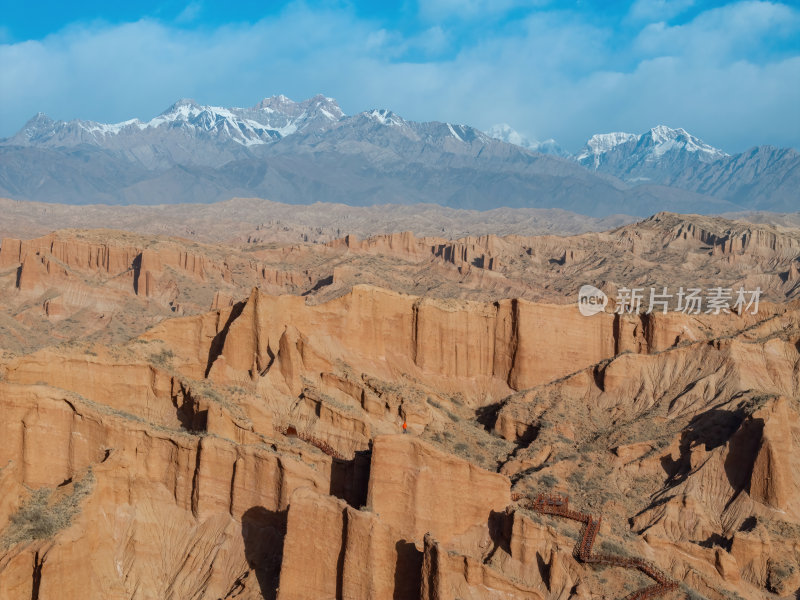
[0,382,327,600]
[367,435,510,543]
[749,397,798,512]
[420,533,546,600]
[2,351,198,430]
[147,285,754,413]
[277,488,421,600]
[730,526,773,588]
[2,211,800,600]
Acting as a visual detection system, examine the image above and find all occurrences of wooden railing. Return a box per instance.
[274,425,349,460]
[517,493,681,600]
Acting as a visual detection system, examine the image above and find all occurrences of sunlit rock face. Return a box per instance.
[1,213,799,600]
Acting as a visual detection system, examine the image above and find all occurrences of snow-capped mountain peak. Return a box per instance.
[15,113,57,142]
[254,94,344,122]
[6,95,346,151]
[149,101,234,128]
[2,99,795,214]
[649,124,680,145]
[363,109,407,127]
[577,125,728,171]
[573,125,735,188]
[641,125,727,160]
[164,98,200,111]
[576,132,638,166]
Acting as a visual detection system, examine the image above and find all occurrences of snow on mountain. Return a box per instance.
[339,110,495,150]
[644,125,727,160]
[363,109,407,127]
[570,125,764,198]
[485,123,569,157]
[576,132,639,166]
[576,126,727,169]
[137,99,280,146]
[13,105,719,173]
[7,94,345,149]
[5,98,795,215]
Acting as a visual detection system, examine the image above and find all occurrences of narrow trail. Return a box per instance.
[515,493,682,600]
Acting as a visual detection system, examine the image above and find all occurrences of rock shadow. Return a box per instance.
[393,540,423,600]
[32,550,45,600]
[301,274,334,296]
[475,402,503,432]
[535,552,550,588]
[515,423,540,446]
[241,506,288,600]
[204,299,246,377]
[699,532,732,551]
[739,516,757,532]
[131,254,142,294]
[329,448,371,508]
[723,416,763,496]
[659,407,748,487]
[485,509,513,563]
[171,382,207,432]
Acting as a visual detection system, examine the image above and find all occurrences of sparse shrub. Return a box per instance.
[1,470,95,548]
[568,471,585,487]
[454,442,469,456]
[681,584,707,600]
[426,397,443,410]
[149,348,174,368]
[446,410,461,422]
[599,539,630,557]
[767,559,797,594]
[539,474,558,488]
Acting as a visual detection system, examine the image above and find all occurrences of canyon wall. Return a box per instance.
[144,285,758,403]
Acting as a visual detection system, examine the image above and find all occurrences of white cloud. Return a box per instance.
[634,1,800,62]
[417,0,552,21]
[0,1,798,153]
[628,0,695,22]
[176,1,203,24]
[413,26,449,55]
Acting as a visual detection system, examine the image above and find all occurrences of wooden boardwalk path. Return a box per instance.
[517,493,682,600]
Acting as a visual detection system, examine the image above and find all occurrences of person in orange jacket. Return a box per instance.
[402,421,408,434]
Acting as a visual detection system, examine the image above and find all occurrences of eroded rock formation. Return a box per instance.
[1,213,800,599]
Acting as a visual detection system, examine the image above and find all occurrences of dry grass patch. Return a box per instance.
[1,469,95,549]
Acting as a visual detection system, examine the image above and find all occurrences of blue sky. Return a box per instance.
[1,0,798,152]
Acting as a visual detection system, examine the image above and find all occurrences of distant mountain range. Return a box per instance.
[1,95,796,216]
[490,123,799,213]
